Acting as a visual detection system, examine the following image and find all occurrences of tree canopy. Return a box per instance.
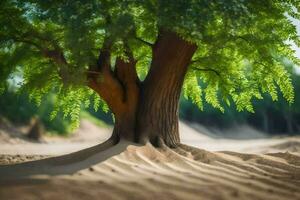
[1,0,299,127]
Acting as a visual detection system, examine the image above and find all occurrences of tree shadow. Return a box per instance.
[0,138,135,180]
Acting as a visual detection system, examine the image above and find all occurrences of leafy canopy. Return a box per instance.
[0,0,299,126]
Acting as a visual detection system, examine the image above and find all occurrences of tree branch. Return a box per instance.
[134,36,153,47]
[10,37,42,50]
[192,67,220,76]
[115,45,139,84]
[86,70,101,75]
[114,46,140,103]
[41,49,67,66]
[9,35,71,81]
[87,45,127,115]
[190,59,220,76]
[96,49,111,72]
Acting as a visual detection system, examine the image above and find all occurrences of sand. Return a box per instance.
[0,121,299,200]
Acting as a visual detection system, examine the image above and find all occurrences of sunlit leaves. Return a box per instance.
[183,70,203,110]
[48,86,96,129]
[0,0,299,122]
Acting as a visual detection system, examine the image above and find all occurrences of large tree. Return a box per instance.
[0,0,299,150]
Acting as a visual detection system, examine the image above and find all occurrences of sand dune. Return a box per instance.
[0,143,300,200]
[0,121,299,200]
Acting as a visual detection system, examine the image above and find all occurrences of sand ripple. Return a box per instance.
[0,143,299,200]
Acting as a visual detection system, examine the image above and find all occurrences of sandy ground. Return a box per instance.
[0,120,299,200]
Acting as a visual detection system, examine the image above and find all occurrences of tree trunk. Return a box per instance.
[136,30,197,147]
[89,30,197,148]
[27,117,44,140]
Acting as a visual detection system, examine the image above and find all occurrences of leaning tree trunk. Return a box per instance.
[89,30,197,148]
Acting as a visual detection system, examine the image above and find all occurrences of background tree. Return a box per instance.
[0,0,299,151]
[0,87,72,135]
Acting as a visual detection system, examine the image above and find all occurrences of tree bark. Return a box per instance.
[136,30,197,147]
[89,30,197,148]
[112,52,140,141]
[88,48,139,141]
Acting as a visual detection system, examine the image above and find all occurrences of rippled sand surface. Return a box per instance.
[0,121,299,200]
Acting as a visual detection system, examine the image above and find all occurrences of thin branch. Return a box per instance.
[190,59,202,65]
[190,59,220,76]
[9,34,68,66]
[87,70,101,75]
[10,34,72,83]
[192,67,221,76]
[235,35,251,44]
[96,49,111,71]
[134,36,153,47]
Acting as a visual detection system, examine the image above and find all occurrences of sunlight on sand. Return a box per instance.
[0,121,299,200]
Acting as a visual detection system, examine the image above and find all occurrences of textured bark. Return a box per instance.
[88,48,140,141]
[136,30,197,147]
[88,30,197,147]
[112,54,140,140]
[88,49,126,116]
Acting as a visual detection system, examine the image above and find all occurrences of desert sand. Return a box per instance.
[0,120,299,200]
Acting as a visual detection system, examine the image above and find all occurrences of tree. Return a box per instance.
[0,0,299,150]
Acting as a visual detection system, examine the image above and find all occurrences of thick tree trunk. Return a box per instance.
[89,30,197,148]
[136,30,197,147]
[0,31,197,178]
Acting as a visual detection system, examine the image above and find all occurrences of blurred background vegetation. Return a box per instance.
[0,65,299,137]
[181,64,300,136]
[0,88,113,136]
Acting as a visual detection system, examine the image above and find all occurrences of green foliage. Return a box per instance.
[181,63,300,134]
[183,70,203,110]
[0,0,299,123]
[0,90,72,134]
